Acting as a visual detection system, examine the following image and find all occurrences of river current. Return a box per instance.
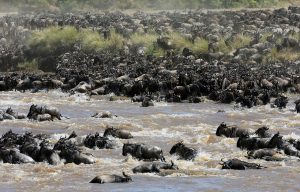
[0,90,299,192]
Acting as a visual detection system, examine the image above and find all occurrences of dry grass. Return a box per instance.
[263,48,300,63]
[17,59,39,71]
[29,26,125,54]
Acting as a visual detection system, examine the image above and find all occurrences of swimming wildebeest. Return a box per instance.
[27,104,62,121]
[216,122,250,138]
[141,97,154,107]
[0,148,35,164]
[295,99,300,113]
[38,142,61,165]
[273,95,288,109]
[91,111,114,118]
[237,132,283,151]
[169,141,197,160]
[254,127,272,138]
[122,143,165,161]
[220,159,266,170]
[90,172,132,184]
[54,138,95,164]
[246,149,284,161]
[84,132,116,149]
[132,161,178,173]
[6,107,26,119]
[103,127,133,139]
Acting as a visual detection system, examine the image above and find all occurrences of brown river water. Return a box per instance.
[0,90,300,192]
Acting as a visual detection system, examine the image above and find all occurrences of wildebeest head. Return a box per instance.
[27,104,41,118]
[296,102,300,113]
[169,141,184,155]
[220,158,235,169]
[122,143,134,156]
[68,131,77,139]
[122,172,132,182]
[216,122,227,136]
[6,107,14,116]
[170,160,179,170]
[236,133,250,149]
[103,127,115,137]
[255,126,270,138]
[268,132,283,148]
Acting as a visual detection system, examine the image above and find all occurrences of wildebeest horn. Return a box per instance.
[123,172,129,177]
[258,164,267,169]
[221,158,226,163]
[171,160,174,166]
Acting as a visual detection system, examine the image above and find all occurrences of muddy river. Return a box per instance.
[0,91,299,192]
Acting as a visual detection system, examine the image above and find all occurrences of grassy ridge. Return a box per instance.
[27,26,211,55]
[0,0,298,11]
[24,26,300,71]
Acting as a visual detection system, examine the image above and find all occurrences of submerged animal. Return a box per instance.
[216,122,250,138]
[103,127,133,139]
[90,172,132,184]
[221,159,266,170]
[132,161,178,173]
[27,104,62,121]
[169,142,197,160]
[122,143,165,161]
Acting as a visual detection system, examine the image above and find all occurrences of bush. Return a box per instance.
[28,26,79,57]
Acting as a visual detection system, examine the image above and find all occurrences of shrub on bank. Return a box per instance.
[28,26,125,55]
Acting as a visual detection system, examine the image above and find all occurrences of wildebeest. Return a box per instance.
[246,149,284,161]
[221,159,266,170]
[103,127,133,139]
[27,104,62,121]
[169,142,197,160]
[295,99,300,113]
[237,132,283,151]
[39,142,61,165]
[6,107,26,119]
[273,95,288,109]
[56,143,95,164]
[54,136,95,164]
[90,172,132,184]
[132,161,178,173]
[91,111,114,118]
[254,127,271,138]
[84,132,116,149]
[122,143,165,161]
[216,122,250,138]
[237,135,269,151]
[141,97,154,107]
[0,148,35,164]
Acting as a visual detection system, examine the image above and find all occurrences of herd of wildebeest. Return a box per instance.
[0,5,300,184]
[0,102,299,184]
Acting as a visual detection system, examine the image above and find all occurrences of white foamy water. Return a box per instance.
[0,91,300,191]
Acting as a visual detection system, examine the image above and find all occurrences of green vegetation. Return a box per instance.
[219,34,252,54]
[28,26,125,55]
[24,25,300,71]
[27,26,210,57]
[1,0,298,11]
[263,47,300,63]
[17,59,39,71]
